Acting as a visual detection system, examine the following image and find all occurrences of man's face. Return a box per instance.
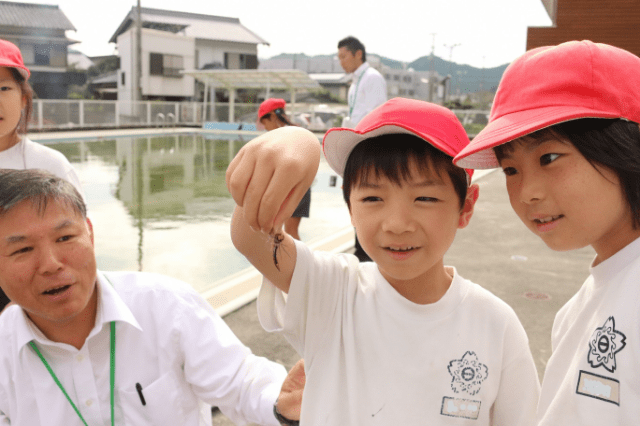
[338,47,362,74]
[0,199,98,334]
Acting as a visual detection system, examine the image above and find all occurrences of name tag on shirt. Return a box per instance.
[440,397,481,420]
[576,370,620,405]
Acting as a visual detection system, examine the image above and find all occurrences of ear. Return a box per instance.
[458,184,479,229]
[355,49,363,62]
[86,217,95,245]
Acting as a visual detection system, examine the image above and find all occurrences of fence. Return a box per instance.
[30,99,489,135]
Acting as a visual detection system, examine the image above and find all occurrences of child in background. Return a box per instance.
[454,40,640,425]
[0,39,84,312]
[257,98,310,240]
[227,98,540,425]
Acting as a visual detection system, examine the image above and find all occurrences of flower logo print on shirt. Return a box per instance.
[588,316,626,373]
[447,351,489,396]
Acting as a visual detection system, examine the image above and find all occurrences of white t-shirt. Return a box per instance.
[0,271,286,426]
[0,136,84,198]
[259,240,540,425]
[343,62,387,127]
[537,236,640,425]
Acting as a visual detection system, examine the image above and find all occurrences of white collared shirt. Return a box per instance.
[0,271,286,426]
[345,62,387,127]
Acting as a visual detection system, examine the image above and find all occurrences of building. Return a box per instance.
[527,0,640,57]
[382,67,446,103]
[0,1,82,99]
[261,54,448,104]
[109,7,269,104]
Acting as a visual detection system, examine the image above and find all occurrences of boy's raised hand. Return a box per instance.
[226,126,321,234]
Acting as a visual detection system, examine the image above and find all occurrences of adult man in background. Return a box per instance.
[338,36,387,261]
[0,169,299,426]
[338,36,387,128]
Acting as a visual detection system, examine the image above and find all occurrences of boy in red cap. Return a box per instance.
[227,98,539,425]
[454,41,640,425]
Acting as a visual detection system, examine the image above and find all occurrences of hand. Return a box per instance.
[277,359,305,421]
[226,127,321,234]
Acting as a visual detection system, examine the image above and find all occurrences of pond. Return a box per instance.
[40,132,351,294]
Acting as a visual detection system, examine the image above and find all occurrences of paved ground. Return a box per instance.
[212,169,594,425]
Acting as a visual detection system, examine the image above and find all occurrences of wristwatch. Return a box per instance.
[273,398,299,426]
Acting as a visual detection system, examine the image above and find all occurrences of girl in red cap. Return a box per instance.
[257,98,310,240]
[455,41,640,425]
[0,39,84,312]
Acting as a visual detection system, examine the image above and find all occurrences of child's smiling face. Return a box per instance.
[349,160,477,300]
[0,67,25,150]
[498,137,640,263]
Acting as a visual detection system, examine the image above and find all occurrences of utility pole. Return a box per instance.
[444,43,460,100]
[136,0,143,104]
[428,33,436,102]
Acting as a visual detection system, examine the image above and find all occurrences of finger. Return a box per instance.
[242,160,278,231]
[289,359,306,386]
[225,147,244,191]
[260,170,307,233]
[226,149,255,207]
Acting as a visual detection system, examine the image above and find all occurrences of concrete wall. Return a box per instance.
[117,28,195,101]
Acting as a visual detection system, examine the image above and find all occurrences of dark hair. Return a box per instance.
[338,36,366,63]
[260,108,295,126]
[0,169,86,218]
[494,118,640,228]
[8,67,34,135]
[342,133,468,209]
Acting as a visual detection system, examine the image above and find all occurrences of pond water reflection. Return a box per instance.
[43,133,350,294]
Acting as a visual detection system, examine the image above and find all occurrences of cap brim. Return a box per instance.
[0,63,30,80]
[323,125,426,177]
[455,105,624,169]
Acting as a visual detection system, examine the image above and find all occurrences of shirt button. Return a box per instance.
[86,399,93,407]
[76,354,84,362]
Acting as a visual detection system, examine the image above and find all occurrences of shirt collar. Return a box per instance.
[353,61,369,77]
[590,235,640,284]
[15,271,142,351]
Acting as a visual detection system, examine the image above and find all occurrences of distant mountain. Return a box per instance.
[409,55,508,94]
[264,52,509,94]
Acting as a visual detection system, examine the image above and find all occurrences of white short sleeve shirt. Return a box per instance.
[258,240,540,425]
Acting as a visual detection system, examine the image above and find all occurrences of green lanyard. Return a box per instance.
[29,321,116,426]
[349,66,366,117]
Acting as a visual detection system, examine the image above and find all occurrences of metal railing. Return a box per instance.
[29,99,489,135]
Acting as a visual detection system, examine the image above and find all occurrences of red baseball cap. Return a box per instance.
[258,98,286,119]
[0,39,30,80]
[323,97,473,182]
[454,40,640,169]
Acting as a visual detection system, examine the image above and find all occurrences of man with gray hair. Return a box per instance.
[0,169,299,425]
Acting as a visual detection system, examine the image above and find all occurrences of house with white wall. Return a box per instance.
[109,6,269,103]
[0,1,82,99]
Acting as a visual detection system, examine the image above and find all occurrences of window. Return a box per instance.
[121,71,125,86]
[19,42,35,65]
[149,53,183,78]
[224,53,258,70]
[403,76,412,83]
[393,75,400,81]
[35,44,50,66]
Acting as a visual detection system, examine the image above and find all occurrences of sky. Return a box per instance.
[15,0,552,69]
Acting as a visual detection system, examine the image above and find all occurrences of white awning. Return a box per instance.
[181,69,320,91]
